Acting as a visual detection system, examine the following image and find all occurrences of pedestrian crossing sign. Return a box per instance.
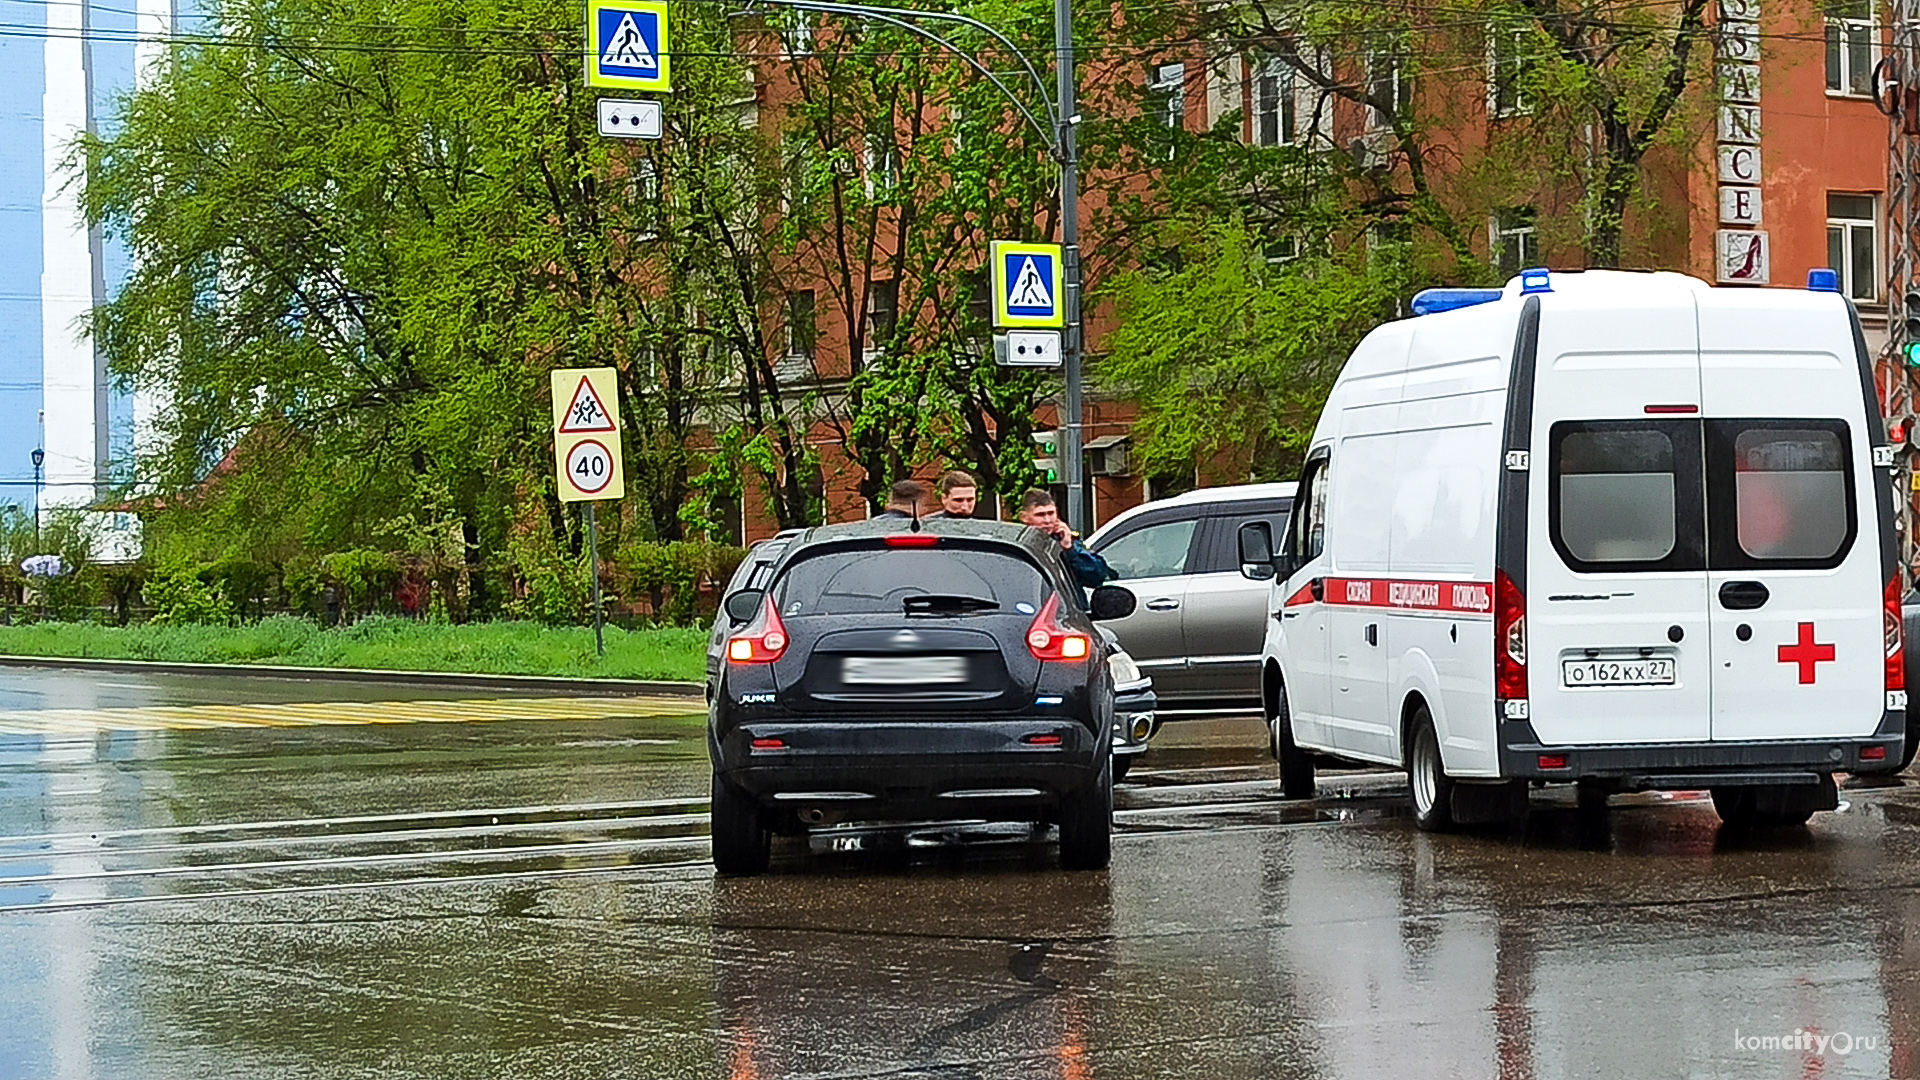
[990,240,1064,328]
[586,0,670,92]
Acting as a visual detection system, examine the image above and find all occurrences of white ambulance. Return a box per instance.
[1238,268,1905,829]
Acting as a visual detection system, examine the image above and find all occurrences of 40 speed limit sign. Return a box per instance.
[551,367,626,502]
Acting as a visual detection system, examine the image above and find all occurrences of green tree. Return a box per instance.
[1101,224,1408,481]
[82,0,772,596]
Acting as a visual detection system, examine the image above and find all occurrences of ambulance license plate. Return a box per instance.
[1561,658,1676,688]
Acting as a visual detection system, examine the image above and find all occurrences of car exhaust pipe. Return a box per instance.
[798,807,841,826]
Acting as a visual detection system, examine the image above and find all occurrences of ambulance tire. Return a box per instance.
[1407,708,1455,832]
[710,773,771,876]
[1901,714,1920,772]
[1269,682,1315,800]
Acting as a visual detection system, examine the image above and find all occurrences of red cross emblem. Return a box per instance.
[1777,622,1836,685]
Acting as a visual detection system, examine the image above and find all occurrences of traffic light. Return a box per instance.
[1905,291,1920,341]
[1032,430,1060,484]
[1905,341,1920,368]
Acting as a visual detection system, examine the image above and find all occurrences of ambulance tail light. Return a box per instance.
[1495,569,1527,702]
[1887,573,1905,693]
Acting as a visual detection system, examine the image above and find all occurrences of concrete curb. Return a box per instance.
[0,654,707,699]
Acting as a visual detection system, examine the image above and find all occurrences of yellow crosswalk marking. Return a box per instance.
[0,696,703,736]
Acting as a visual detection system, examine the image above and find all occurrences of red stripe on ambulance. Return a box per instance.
[1320,577,1494,615]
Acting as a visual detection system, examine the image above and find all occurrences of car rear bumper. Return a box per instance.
[1496,710,1905,786]
[1113,684,1158,756]
[713,719,1105,820]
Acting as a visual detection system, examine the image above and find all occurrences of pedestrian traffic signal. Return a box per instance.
[1032,430,1060,484]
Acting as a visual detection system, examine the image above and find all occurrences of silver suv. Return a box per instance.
[1085,483,1295,714]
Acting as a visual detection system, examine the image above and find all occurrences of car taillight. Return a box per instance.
[1495,569,1527,702]
[1887,573,1905,692]
[1026,594,1091,661]
[726,601,788,664]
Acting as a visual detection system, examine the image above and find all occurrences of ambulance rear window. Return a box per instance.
[1554,428,1679,564]
[1705,419,1856,570]
[1731,429,1847,560]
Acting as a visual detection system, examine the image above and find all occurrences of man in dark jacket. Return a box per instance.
[1016,489,1114,594]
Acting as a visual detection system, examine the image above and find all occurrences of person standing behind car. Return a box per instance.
[876,479,928,519]
[928,470,979,519]
[1017,488,1115,594]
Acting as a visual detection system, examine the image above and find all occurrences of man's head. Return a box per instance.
[886,478,928,515]
[1017,488,1060,530]
[936,470,978,517]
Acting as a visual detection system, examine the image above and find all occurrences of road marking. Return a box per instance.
[0,695,703,736]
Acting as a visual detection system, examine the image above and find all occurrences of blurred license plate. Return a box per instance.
[842,656,968,685]
[1561,657,1675,687]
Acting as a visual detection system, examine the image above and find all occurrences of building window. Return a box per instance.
[780,11,813,58]
[1263,235,1301,265]
[1488,28,1531,118]
[1367,49,1411,127]
[1252,58,1296,146]
[865,279,898,353]
[1149,63,1186,131]
[1827,193,1879,302]
[1492,207,1538,277]
[784,290,817,364]
[864,129,900,196]
[1826,0,1874,97]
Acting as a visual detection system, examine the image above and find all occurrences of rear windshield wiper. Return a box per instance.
[903,594,1000,616]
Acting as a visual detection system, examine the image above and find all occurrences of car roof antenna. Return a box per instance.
[910,502,922,532]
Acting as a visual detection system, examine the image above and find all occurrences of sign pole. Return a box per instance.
[586,502,605,656]
[1054,0,1085,535]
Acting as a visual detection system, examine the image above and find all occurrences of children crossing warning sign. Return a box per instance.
[551,367,626,502]
[586,0,670,92]
[989,240,1064,328]
[559,374,618,433]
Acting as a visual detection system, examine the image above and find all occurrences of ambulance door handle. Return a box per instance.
[1718,581,1770,610]
[1364,624,1378,646]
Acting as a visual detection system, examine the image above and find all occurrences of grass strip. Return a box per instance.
[0,616,707,683]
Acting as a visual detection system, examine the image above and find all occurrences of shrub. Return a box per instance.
[145,566,234,625]
[617,540,745,625]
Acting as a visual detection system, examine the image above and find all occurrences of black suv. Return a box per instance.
[707,518,1137,875]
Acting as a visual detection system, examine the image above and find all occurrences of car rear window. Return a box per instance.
[773,546,1048,617]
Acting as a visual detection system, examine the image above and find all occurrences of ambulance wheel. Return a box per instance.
[1269,682,1315,800]
[1407,709,1455,832]
[1901,714,1920,772]
[710,773,770,876]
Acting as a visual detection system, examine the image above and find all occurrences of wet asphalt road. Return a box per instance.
[2,668,1920,1078]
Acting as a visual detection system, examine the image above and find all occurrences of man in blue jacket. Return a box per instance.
[1017,489,1114,596]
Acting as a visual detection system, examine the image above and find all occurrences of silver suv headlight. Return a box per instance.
[1107,650,1142,685]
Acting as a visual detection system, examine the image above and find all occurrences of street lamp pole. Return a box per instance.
[29,448,43,551]
[1052,0,1084,534]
